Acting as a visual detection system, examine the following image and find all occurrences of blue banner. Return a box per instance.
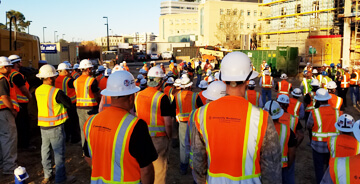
[41,44,57,54]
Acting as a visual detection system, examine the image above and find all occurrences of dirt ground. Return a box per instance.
[1,61,359,184]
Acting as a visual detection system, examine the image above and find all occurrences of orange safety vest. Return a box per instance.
[134,87,166,137]
[245,90,260,107]
[0,74,19,112]
[288,98,302,117]
[197,91,207,106]
[194,96,268,183]
[96,73,104,84]
[55,75,76,103]
[84,107,141,183]
[124,66,130,72]
[171,66,178,77]
[274,121,290,168]
[328,134,360,158]
[305,91,316,112]
[329,155,360,184]
[101,95,111,111]
[277,80,292,96]
[261,75,273,88]
[9,69,30,103]
[329,93,343,110]
[98,77,108,91]
[175,90,197,122]
[340,73,350,88]
[163,86,174,103]
[311,106,341,142]
[279,112,298,134]
[350,72,359,85]
[71,71,80,79]
[74,75,98,107]
[142,65,148,72]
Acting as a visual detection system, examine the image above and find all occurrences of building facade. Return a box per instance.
[159,13,199,42]
[161,1,200,15]
[94,36,125,47]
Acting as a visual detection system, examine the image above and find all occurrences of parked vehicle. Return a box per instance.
[161,51,172,60]
[136,52,146,61]
[150,53,159,60]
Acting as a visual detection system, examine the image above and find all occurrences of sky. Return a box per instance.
[1,0,164,42]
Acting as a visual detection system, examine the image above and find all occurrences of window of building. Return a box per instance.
[254,23,257,29]
[220,22,224,29]
[247,10,251,16]
[240,23,244,29]
[227,9,231,15]
[220,9,224,15]
[226,35,230,41]
[254,10,257,16]
[296,4,301,13]
[281,7,286,15]
[260,11,263,16]
[240,10,244,16]
[247,23,250,29]
[233,9,238,15]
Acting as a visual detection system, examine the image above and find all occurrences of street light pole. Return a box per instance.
[43,27,47,43]
[28,21,32,34]
[103,16,109,51]
[54,31,57,43]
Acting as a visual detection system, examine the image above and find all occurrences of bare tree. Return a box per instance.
[215,10,243,49]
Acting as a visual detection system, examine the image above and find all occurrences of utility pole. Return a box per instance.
[27,21,32,34]
[43,27,47,43]
[103,16,110,51]
[54,31,57,43]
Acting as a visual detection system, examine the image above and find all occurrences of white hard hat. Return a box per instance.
[174,63,177,66]
[264,70,271,75]
[181,74,188,79]
[312,69,318,74]
[323,63,327,67]
[310,79,320,86]
[198,80,208,88]
[78,59,93,69]
[174,79,182,87]
[104,68,112,77]
[120,63,124,67]
[280,73,288,79]
[220,52,258,81]
[167,71,173,77]
[36,64,58,79]
[0,56,13,67]
[314,88,332,101]
[140,78,147,86]
[97,65,105,72]
[73,64,79,70]
[102,63,107,68]
[335,114,355,133]
[8,55,21,64]
[264,100,284,120]
[291,88,302,97]
[166,77,174,84]
[160,63,163,66]
[202,81,226,101]
[207,75,215,83]
[57,63,71,71]
[206,69,212,76]
[137,74,144,80]
[277,94,290,104]
[214,72,220,80]
[148,66,165,78]
[307,62,311,65]
[248,80,256,87]
[123,61,126,64]
[181,77,193,88]
[353,120,360,142]
[326,81,337,89]
[139,69,147,74]
[112,65,123,73]
[101,71,140,96]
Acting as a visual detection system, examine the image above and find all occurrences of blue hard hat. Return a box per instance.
[337,63,341,67]
[198,61,202,64]
[184,64,187,67]
[322,71,328,76]
[170,60,174,63]
[188,62,191,65]
[330,63,334,67]
[303,70,308,75]
[206,59,209,62]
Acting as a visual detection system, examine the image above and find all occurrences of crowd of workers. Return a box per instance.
[0,52,359,184]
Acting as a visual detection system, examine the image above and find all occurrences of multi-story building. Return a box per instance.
[94,36,125,47]
[159,13,199,42]
[161,1,200,15]
[95,32,156,47]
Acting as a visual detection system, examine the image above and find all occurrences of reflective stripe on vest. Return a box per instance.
[332,157,350,184]
[277,123,289,167]
[293,101,301,117]
[305,92,316,111]
[9,70,29,103]
[148,91,166,136]
[278,81,291,94]
[329,135,360,158]
[74,76,97,107]
[262,76,272,88]
[245,90,260,107]
[341,74,350,88]
[176,91,197,122]
[312,108,340,142]
[72,72,80,79]
[56,76,77,103]
[197,103,263,183]
[289,115,297,131]
[302,78,309,95]
[0,74,19,111]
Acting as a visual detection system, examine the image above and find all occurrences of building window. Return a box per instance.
[281,7,286,15]
[247,10,251,16]
[254,10,257,16]
[226,35,230,41]
[296,4,301,13]
[233,9,238,15]
[260,11,263,16]
[227,9,231,15]
[247,23,250,29]
[254,23,257,29]
[240,23,244,29]
[240,10,244,16]
[220,9,224,15]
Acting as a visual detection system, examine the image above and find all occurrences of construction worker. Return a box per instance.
[74,59,101,147]
[350,66,359,107]
[203,59,212,73]
[160,63,166,74]
[187,62,194,81]
[322,63,329,73]
[55,63,80,144]
[134,66,173,184]
[71,64,81,79]
[304,79,320,141]
[123,61,130,72]
[197,80,208,106]
[260,60,267,72]
[306,88,341,184]
[336,63,344,76]
[142,62,149,72]
[312,69,319,79]
[289,88,305,119]
[276,73,292,97]
[326,81,343,110]
[175,75,200,175]
[35,64,76,184]
[195,61,203,87]
[163,77,175,103]
[98,69,112,113]
[8,55,33,150]
[135,74,143,87]
[83,71,158,184]
[300,70,313,96]
[203,69,212,82]
[139,79,147,91]
[338,66,350,109]
[0,56,18,175]
[245,80,263,107]
[321,71,332,89]
[171,63,179,79]
[328,114,360,158]
[305,62,313,73]
[329,63,337,81]
[190,52,281,184]
[320,120,360,184]
[264,100,297,184]
[95,65,105,83]
[259,69,274,105]
[98,68,111,91]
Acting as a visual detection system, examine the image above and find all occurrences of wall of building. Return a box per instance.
[159,13,199,42]
[146,42,191,55]
[161,1,199,15]
[94,36,125,47]
[41,42,77,65]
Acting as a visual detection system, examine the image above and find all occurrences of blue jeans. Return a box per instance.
[350,86,359,105]
[282,162,295,184]
[312,149,330,184]
[196,74,202,87]
[262,88,272,105]
[41,124,66,183]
